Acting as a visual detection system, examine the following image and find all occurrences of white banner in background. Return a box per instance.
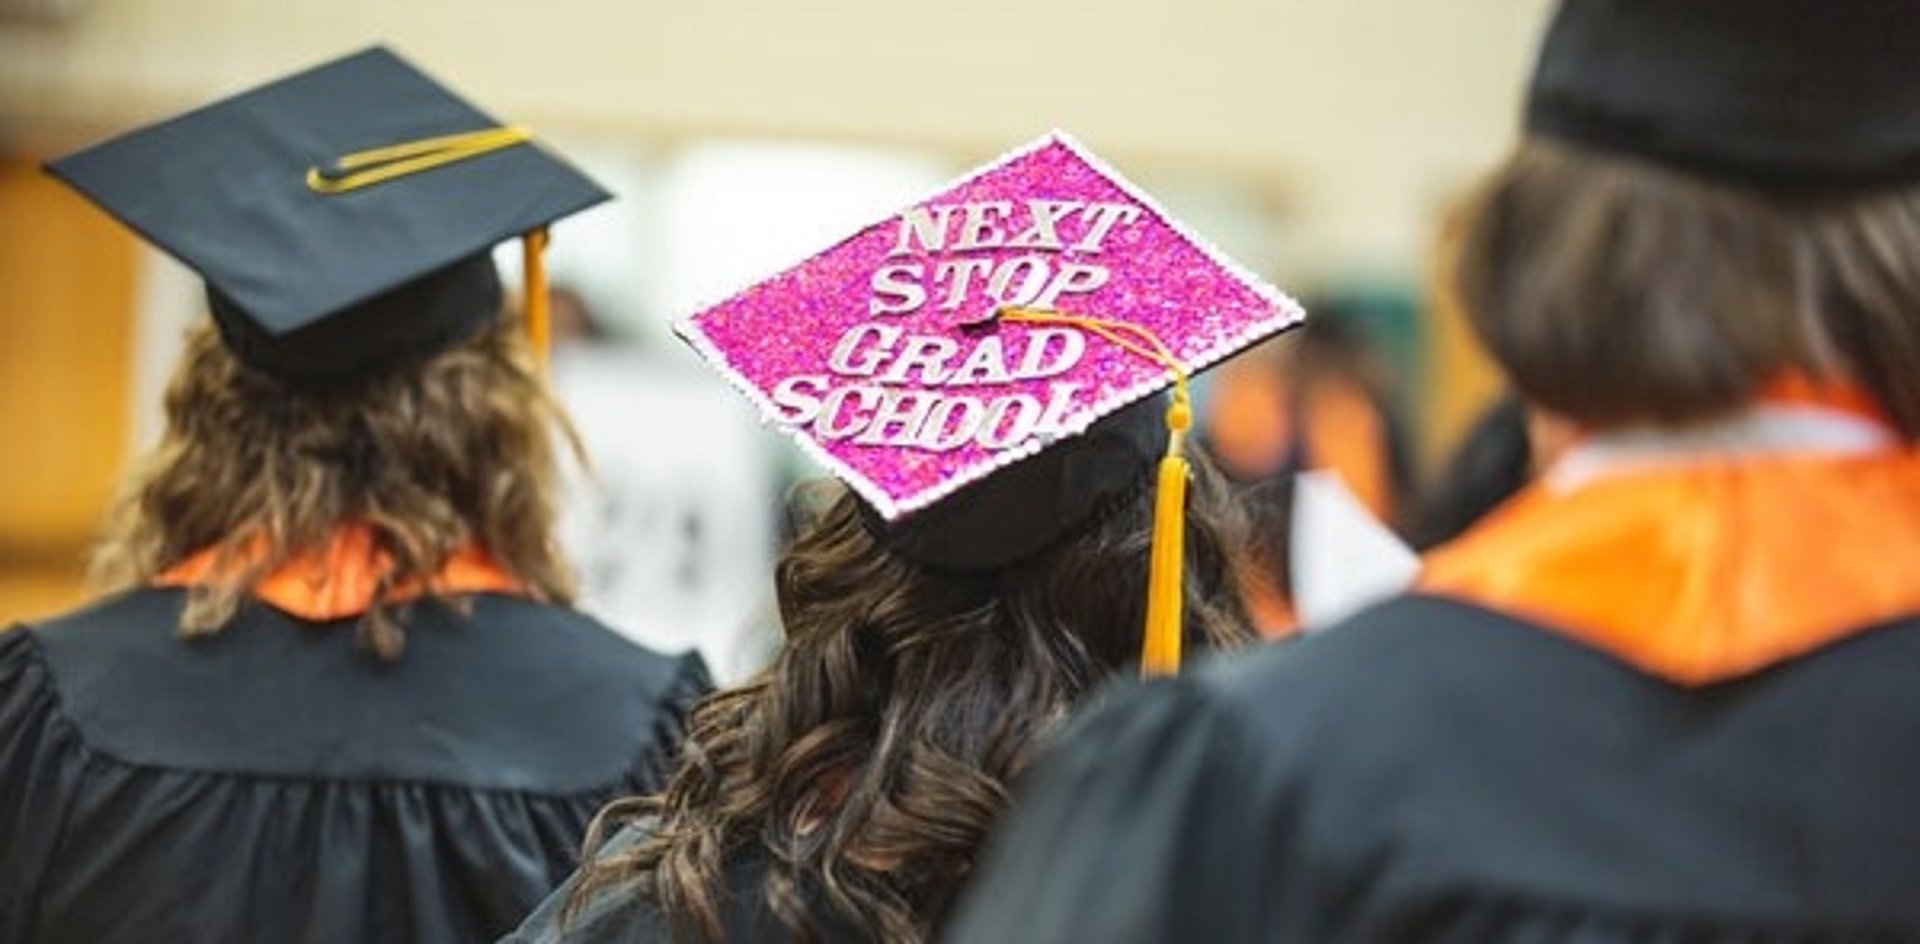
[554,346,779,683]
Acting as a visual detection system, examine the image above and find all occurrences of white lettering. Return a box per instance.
[770,374,827,424]
[917,397,986,450]
[869,263,926,315]
[854,389,936,446]
[934,258,994,311]
[827,323,902,377]
[1033,382,1084,434]
[952,201,1014,252]
[976,393,1044,449]
[889,205,957,257]
[948,335,1014,387]
[817,386,882,440]
[1032,262,1110,309]
[987,255,1052,308]
[876,334,959,385]
[1014,327,1086,379]
[1007,199,1083,251]
[1071,203,1145,253]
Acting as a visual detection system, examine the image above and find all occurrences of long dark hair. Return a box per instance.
[573,454,1252,942]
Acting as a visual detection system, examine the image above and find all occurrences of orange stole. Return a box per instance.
[156,525,526,622]
[1419,450,1920,684]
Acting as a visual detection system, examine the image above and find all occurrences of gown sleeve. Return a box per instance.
[500,824,671,944]
[0,629,85,942]
[635,653,714,792]
[943,678,1284,944]
[499,653,713,944]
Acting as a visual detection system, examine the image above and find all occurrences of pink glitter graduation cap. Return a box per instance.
[676,130,1303,522]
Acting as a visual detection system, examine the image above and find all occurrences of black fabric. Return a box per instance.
[947,596,1920,943]
[1406,394,1531,550]
[208,252,501,382]
[503,824,865,944]
[1526,0,1920,190]
[859,394,1164,571]
[44,45,609,379]
[0,588,711,944]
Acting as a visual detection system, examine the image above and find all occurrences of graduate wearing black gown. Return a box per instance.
[946,2,1920,941]
[503,132,1297,943]
[0,589,707,943]
[0,47,708,944]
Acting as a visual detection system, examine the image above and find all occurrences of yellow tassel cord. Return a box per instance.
[302,126,553,367]
[999,307,1192,677]
[523,226,552,366]
[305,126,534,194]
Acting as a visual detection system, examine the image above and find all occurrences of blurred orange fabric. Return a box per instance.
[1208,361,1399,637]
[1422,450,1920,684]
[157,526,524,621]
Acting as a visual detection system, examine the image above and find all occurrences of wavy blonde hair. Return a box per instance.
[90,318,579,660]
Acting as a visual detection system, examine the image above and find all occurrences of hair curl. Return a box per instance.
[89,318,579,659]
[573,453,1252,942]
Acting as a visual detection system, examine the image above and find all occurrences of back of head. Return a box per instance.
[582,130,1286,942]
[91,314,577,659]
[48,47,612,660]
[1454,0,1920,436]
[577,454,1250,943]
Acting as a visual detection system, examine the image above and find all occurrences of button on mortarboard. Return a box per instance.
[45,45,611,380]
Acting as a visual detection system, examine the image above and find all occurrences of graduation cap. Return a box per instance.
[1527,0,1920,190]
[46,45,611,381]
[678,131,1303,674]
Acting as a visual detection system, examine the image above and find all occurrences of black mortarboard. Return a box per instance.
[857,394,1166,572]
[1526,0,1920,190]
[46,45,610,380]
[678,132,1302,673]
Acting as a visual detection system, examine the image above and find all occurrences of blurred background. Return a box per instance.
[0,0,1549,677]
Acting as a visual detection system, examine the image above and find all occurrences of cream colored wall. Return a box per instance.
[0,0,1551,275]
[0,0,1548,622]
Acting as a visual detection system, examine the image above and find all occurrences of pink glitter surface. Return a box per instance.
[676,131,1304,520]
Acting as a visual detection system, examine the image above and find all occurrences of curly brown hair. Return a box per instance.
[572,453,1253,943]
[89,317,579,660]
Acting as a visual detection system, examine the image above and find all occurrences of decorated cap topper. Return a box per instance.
[676,130,1302,521]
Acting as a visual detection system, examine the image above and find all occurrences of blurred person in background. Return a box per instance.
[1406,391,1582,550]
[0,48,707,944]
[948,1,1920,940]
[1201,303,1413,635]
[1405,392,1527,550]
[505,133,1288,943]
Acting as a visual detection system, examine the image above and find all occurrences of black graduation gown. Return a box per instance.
[945,596,1920,943]
[0,587,711,944]
[502,824,866,943]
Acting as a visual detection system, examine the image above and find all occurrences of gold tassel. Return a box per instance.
[997,305,1192,676]
[1139,390,1190,677]
[523,226,551,366]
